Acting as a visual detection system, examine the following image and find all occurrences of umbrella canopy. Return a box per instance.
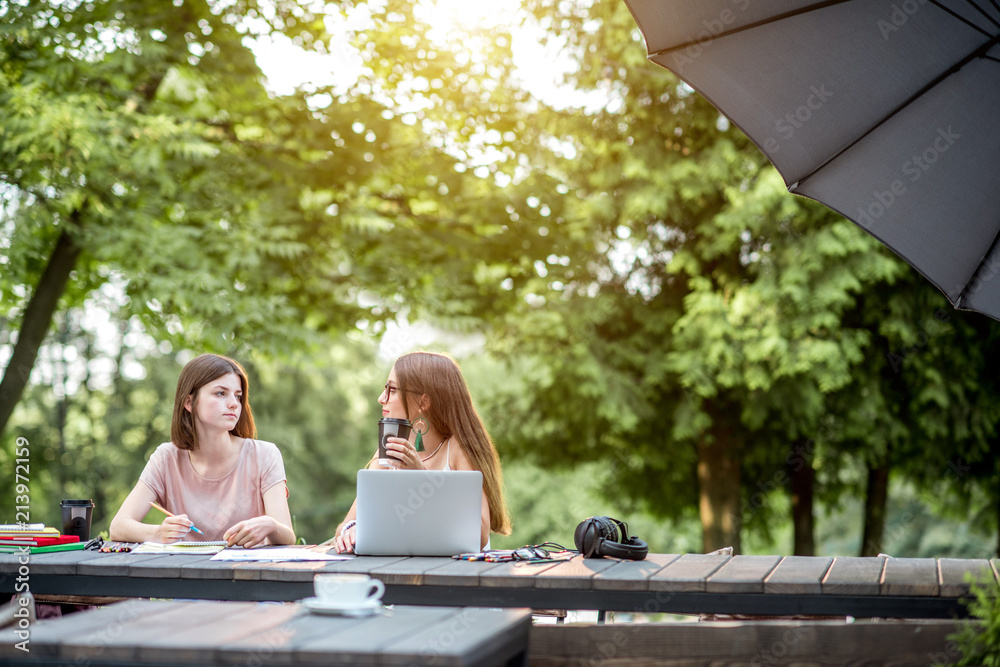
[624,0,1000,319]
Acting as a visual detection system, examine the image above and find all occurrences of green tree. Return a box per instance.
[0,0,541,437]
[456,0,915,553]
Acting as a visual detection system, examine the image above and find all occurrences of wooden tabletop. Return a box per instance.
[1,551,994,618]
[0,599,531,667]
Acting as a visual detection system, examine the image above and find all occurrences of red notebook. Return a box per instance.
[0,535,80,546]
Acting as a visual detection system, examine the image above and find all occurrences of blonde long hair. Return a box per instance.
[395,351,512,536]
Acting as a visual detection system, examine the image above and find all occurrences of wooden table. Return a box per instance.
[1,551,994,618]
[0,599,531,666]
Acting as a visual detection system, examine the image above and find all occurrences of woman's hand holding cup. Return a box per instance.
[381,436,423,470]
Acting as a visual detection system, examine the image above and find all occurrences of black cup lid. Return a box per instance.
[378,417,411,424]
[61,499,95,507]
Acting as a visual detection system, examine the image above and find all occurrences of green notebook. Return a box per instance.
[0,541,87,554]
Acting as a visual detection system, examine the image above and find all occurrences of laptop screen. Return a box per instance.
[354,469,483,557]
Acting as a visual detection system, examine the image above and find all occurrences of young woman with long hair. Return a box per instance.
[110,353,294,546]
[331,351,511,552]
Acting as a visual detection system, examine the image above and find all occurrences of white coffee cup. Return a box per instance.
[314,573,384,605]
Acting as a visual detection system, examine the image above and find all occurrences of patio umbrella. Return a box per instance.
[623,0,1000,320]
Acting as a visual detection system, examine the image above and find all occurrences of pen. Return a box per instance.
[149,501,204,535]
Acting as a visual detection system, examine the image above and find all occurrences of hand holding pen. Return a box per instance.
[149,501,204,541]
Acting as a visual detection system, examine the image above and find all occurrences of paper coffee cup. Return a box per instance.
[378,418,411,468]
[61,499,94,541]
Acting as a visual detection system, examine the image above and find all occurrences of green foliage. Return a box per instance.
[951,578,1000,666]
[1,0,550,398]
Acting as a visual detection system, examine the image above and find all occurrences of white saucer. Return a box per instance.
[301,596,383,617]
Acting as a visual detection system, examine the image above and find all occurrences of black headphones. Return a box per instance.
[573,516,648,560]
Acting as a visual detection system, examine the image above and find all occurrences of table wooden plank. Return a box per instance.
[1,599,179,660]
[592,553,680,591]
[479,559,565,588]
[882,558,939,596]
[706,555,782,594]
[7,600,528,667]
[649,554,731,592]
[533,555,620,590]
[121,553,186,578]
[764,556,833,595]
[258,560,339,582]
[311,555,412,575]
[215,604,368,667]
[177,555,256,580]
[30,600,220,662]
[77,552,176,577]
[420,559,506,587]
[369,557,459,585]
[11,549,107,575]
[822,556,885,596]
[378,607,531,667]
[214,612,375,666]
[939,559,994,597]
[294,605,459,666]
[137,602,304,664]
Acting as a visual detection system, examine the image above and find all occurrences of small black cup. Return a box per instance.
[61,499,95,541]
[378,418,412,468]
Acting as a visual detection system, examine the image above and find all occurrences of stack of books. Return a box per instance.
[0,523,86,553]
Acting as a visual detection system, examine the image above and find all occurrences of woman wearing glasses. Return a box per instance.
[329,351,511,553]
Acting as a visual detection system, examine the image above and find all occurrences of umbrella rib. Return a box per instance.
[791,33,1000,193]
[958,231,1000,309]
[962,0,1000,31]
[934,0,997,35]
[644,0,853,58]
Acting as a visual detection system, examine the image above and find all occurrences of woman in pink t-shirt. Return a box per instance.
[110,354,295,547]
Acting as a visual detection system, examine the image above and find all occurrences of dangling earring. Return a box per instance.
[412,414,429,452]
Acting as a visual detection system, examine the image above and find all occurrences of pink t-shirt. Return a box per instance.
[139,439,287,542]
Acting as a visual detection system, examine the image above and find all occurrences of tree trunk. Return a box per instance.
[0,226,82,437]
[790,457,815,556]
[861,462,890,557]
[995,457,1000,559]
[697,421,742,554]
[56,313,70,493]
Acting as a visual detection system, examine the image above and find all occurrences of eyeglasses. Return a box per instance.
[382,382,419,398]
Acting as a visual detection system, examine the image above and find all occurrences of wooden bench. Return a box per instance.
[528,618,967,666]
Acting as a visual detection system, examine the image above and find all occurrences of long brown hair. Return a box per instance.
[395,351,512,535]
[171,354,256,451]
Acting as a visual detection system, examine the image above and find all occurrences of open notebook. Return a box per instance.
[132,541,227,554]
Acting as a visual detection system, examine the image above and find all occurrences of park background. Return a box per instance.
[2,0,999,558]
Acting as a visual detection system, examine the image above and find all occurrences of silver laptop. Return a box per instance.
[354,469,482,557]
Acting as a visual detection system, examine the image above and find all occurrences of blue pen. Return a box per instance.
[150,501,204,534]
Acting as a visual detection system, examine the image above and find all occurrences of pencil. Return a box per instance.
[149,501,204,535]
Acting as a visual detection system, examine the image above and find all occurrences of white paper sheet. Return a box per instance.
[210,547,352,562]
